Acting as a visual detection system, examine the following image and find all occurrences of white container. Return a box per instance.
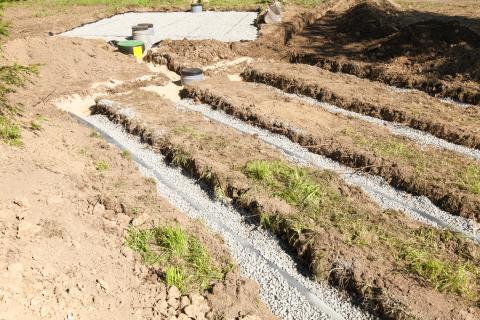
[181,68,204,85]
[132,26,152,50]
[191,3,203,13]
[137,23,154,36]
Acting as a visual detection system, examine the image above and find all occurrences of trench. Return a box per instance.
[70,112,373,320]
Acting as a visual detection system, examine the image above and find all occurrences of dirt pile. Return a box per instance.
[288,0,480,104]
[335,1,399,39]
[146,39,237,74]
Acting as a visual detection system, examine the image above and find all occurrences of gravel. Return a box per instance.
[271,86,480,161]
[177,99,480,244]
[79,113,373,320]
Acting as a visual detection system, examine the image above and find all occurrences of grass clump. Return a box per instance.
[244,159,480,300]
[0,115,22,146]
[95,160,109,171]
[460,164,480,194]
[126,225,224,293]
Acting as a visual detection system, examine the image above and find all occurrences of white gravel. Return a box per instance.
[271,86,480,161]
[78,113,373,320]
[177,99,480,244]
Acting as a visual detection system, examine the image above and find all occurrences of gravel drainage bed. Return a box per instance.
[90,93,480,320]
[242,62,480,150]
[77,113,371,320]
[182,79,480,223]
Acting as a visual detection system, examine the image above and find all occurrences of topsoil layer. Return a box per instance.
[288,0,480,104]
[181,77,480,223]
[93,90,480,320]
[242,61,480,150]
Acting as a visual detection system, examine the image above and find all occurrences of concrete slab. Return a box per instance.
[60,11,258,42]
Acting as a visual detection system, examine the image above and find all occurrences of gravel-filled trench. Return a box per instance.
[76,113,373,320]
[175,99,480,243]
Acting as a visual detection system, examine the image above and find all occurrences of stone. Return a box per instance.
[183,305,199,319]
[188,293,204,306]
[180,296,191,309]
[93,204,106,215]
[17,221,42,239]
[167,297,179,309]
[168,286,181,300]
[131,214,148,227]
[102,209,116,221]
[116,213,132,226]
[205,311,214,320]
[177,313,190,320]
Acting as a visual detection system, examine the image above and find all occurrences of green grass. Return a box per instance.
[0,115,22,146]
[121,149,132,159]
[95,160,109,171]
[126,225,224,293]
[460,164,480,194]
[244,159,480,300]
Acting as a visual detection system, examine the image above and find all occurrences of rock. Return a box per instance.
[188,293,204,306]
[46,196,63,205]
[131,213,148,227]
[168,286,181,299]
[205,311,214,320]
[167,297,179,309]
[177,313,190,320]
[183,305,200,318]
[93,204,106,215]
[116,213,132,226]
[17,221,41,239]
[180,296,191,309]
[102,209,116,221]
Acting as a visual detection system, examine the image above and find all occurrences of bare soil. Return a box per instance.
[181,77,480,222]
[242,61,480,150]
[92,90,480,320]
[288,0,480,104]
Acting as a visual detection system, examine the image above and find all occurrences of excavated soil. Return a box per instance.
[181,78,480,222]
[0,36,274,319]
[288,0,480,104]
[92,90,480,320]
[242,62,480,150]
[146,39,238,74]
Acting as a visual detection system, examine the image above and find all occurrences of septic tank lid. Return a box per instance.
[117,40,144,47]
[181,68,203,76]
[132,25,149,31]
[137,23,153,28]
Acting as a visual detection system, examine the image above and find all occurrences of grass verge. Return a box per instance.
[126,225,225,293]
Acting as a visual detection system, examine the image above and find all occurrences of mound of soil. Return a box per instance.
[146,39,237,74]
[288,0,480,104]
[335,1,399,39]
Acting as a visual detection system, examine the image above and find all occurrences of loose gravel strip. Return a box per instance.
[177,99,480,244]
[277,89,480,161]
[78,113,373,320]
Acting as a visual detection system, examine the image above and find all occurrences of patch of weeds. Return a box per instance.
[126,225,224,293]
[95,160,109,171]
[460,164,480,194]
[402,247,476,298]
[121,149,132,160]
[29,115,47,131]
[173,125,206,139]
[171,148,191,168]
[0,115,22,146]
[89,130,101,138]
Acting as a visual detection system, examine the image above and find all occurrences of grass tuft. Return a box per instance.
[95,160,109,171]
[0,115,22,146]
[126,225,224,293]
[460,164,480,194]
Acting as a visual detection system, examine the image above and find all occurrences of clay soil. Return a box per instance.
[93,90,480,320]
[243,61,480,150]
[288,0,480,104]
[182,77,480,222]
